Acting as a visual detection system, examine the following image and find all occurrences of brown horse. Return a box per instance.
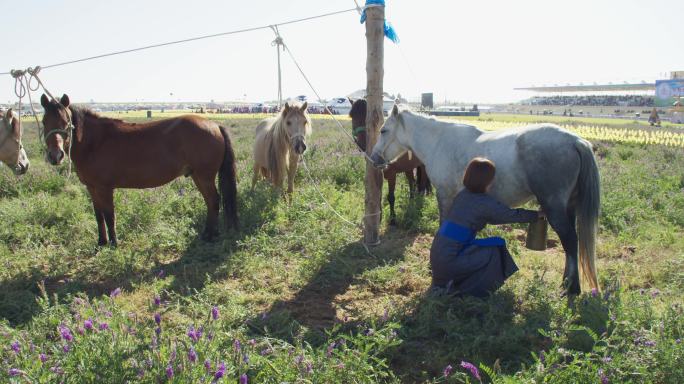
[40,94,238,246]
[349,98,431,225]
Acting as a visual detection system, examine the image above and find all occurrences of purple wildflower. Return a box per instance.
[39,353,48,363]
[110,288,122,297]
[158,269,165,278]
[676,339,681,344]
[155,327,161,337]
[49,366,64,374]
[204,359,212,372]
[104,311,113,318]
[188,347,197,363]
[260,348,272,356]
[214,362,226,380]
[381,308,389,322]
[9,368,21,376]
[62,344,70,353]
[187,326,200,343]
[11,341,20,354]
[599,368,609,384]
[154,313,161,325]
[460,361,481,381]
[239,373,248,384]
[363,328,375,336]
[295,355,304,365]
[233,339,242,352]
[591,288,599,297]
[335,362,345,369]
[602,356,612,363]
[166,364,174,378]
[242,353,250,364]
[398,267,406,273]
[98,322,109,331]
[539,351,545,363]
[59,325,73,342]
[326,342,336,357]
[76,326,85,336]
[211,306,219,320]
[443,364,453,377]
[153,296,161,306]
[248,339,256,347]
[651,289,660,298]
[305,362,313,374]
[644,340,656,347]
[84,319,93,331]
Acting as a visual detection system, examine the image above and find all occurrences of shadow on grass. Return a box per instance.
[0,184,281,326]
[389,290,555,382]
[245,229,420,346]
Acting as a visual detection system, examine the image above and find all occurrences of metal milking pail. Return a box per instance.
[525,217,548,251]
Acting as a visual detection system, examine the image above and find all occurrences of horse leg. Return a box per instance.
[287,153,299,196]
[435,188,452,224]
[192,174,220,240]
[544,203,580,295]
[386,172,397,226]
[405,170,416,198]
[87,186,112,246]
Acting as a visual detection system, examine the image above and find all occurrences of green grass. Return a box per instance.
[1,114,683,383]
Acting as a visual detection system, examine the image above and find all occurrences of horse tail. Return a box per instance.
[218,125,239,230]
[575,139,600,291]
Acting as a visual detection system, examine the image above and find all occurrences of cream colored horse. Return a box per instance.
[252,102,311,195]
[0,109,29,175]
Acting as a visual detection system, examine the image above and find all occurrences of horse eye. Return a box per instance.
[287,121,291,126]
[380,130,387,134]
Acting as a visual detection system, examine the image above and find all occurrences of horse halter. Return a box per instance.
[42,106,75,147]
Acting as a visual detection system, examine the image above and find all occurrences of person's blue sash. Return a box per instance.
[438,221,506,254]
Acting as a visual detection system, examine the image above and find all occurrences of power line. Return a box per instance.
[1,7,357,75]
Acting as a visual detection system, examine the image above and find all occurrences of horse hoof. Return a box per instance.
[97,239,107,247]
[109,241,118,248]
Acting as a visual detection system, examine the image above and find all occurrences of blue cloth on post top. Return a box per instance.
[360,0,399,43]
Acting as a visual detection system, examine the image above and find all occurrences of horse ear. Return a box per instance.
[9,110,20,137]
[300,102,307,112]
[60,94,70,108]
[283,102,290,114]
[348,97,354,105]
[391,104,399,117]
[41,94,50,108]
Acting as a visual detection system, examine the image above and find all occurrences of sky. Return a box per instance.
[1,0,682,104]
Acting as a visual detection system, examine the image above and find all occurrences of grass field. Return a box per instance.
[1,112,683,383]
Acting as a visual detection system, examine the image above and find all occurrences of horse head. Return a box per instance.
[0,108,29,175]
[370,104,409,169]
[40,93,74,165]
[281,101,310,155]
[349,98,368,151]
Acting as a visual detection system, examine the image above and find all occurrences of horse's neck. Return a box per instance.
[399,113,481,167]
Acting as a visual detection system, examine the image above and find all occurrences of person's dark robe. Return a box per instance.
[430,189,538,297]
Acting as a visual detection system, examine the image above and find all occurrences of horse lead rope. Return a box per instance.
[11,66,74,177]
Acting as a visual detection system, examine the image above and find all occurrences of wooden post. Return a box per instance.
[364,5,384,245]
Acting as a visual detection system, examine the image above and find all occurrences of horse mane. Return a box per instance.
[265,102,310,187]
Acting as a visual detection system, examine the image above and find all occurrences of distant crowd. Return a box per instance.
[525,95,654,107]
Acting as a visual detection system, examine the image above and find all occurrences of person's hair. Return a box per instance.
[462,157,496,193]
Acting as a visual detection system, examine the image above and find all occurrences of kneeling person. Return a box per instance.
[430,157,543,297]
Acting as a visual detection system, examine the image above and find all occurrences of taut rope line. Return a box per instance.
[1,8,357,76]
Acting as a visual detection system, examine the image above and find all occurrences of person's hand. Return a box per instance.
[537,210,546,219]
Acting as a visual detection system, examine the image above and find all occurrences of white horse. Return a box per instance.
[370,105,600,295]
[252,102,311,195]
[0,109,29,175]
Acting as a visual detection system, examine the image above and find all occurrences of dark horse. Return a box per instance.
[41,94,238,246]
[349,98,431,225]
